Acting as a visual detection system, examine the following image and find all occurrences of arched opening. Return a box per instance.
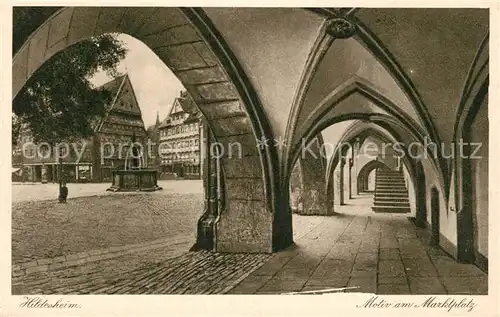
[415,160,427,228]
[12,7,281,256]
[357,159,390,193]
[430,186,440,246]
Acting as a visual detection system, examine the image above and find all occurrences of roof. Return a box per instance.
[92,74,137,131]
[158,91,200,129]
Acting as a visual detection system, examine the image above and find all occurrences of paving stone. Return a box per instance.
[257,278,308,293]
[301,285,347,293]
[432,258,487,277]
[227,275,273,294]
[274,267,314,280]
[310,259,354,279]
[408,277,447,294]
[402,258,438,277]
[441,277,488,295]
[377,283,410,294]
[37,258,53,265]
[346,277,377,293]
[379,248,400,260]
[380,238,399,248]
[378,276,407,285]
[350,270,377,278]
[26,265,48,274]
[304,277,350,288]
[379,260,406,277]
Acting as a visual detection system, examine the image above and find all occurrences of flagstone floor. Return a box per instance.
[228,195,488,295]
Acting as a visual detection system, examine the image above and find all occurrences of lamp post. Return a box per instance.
[58,146,68,203]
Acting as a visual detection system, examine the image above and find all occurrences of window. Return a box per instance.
[104,145,112,156]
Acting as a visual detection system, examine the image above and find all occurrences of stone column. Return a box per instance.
[348,158,353,199]
[296,138,330,216]
[353,139,359,196]
[339,158,346,205]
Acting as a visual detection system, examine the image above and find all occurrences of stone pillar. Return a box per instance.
[348,158,353,199]
[41,164,47,184]
[353,140,359,196]
[295,138,330,216]
[339,158,346,205]
[290,161,303,213]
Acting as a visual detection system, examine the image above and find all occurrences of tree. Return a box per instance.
[12,33,128,146]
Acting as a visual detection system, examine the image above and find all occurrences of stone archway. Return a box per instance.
[13,7,284,253]
[357,160,390,193]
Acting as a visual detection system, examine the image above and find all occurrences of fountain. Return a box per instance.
[106,135,162,192]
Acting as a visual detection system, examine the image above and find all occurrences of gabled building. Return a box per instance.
[94,74,148,181]
[12,74,148,183]
[158,91,202,179]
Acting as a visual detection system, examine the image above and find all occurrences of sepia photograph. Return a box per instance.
[3,3,496,316]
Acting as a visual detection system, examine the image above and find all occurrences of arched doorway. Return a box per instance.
[13,7,281,253]
[415,160,427,228]
[430,187,440,245]
[357,160,390,193]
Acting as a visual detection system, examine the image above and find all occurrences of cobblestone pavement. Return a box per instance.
[12,181,204,263]
[12,180,203,203]
[12,248,271,295]
[229,195,488,295]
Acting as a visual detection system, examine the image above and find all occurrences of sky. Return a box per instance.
[91,34,184,128]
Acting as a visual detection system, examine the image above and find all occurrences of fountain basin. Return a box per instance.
[106,169,162,192]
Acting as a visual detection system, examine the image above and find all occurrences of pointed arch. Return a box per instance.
[357,159,390,193]
[13,7,283,253]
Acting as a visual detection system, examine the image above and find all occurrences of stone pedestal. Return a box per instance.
[107,169,162,192]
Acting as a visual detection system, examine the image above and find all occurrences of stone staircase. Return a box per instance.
[372,169,411,213]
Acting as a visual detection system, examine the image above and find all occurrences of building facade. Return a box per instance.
[158,91,202,179]
[12,74,148,183]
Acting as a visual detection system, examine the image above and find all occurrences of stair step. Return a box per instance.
[375,196,409,202]
[376,190,408,194]
[376,178,406,182]
[376,177,406,181]
[376,188,407,192]
[374,201,410,207]
[372,206,411,214]
[376,184,407,188]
